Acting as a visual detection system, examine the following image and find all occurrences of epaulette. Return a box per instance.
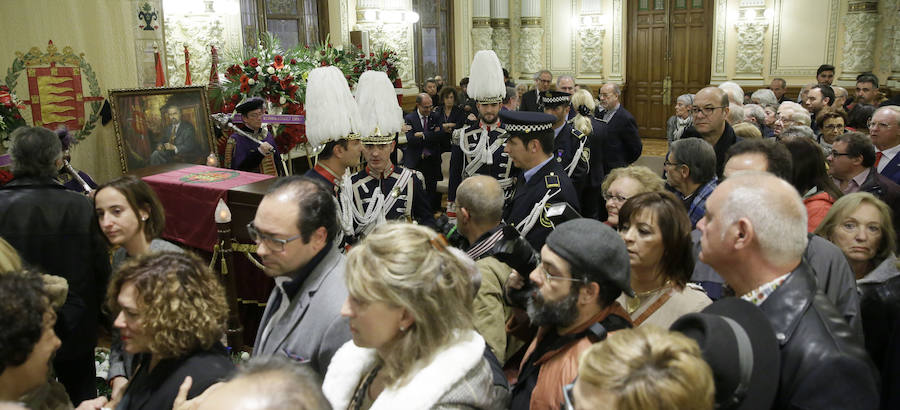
[571,127,586,140]
[413,170,425,184]
[545,172,560,189]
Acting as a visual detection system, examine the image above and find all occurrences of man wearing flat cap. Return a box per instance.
[225,97,284,176]
[506,218,633,410]
[501,110,580,251]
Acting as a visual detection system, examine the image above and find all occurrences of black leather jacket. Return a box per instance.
[759,263,879,410]
[0,177,111,360]
[860,273,900,410]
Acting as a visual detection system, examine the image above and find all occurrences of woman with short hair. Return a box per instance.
[616,191,710,328]
[323,223,507,409]
[666,94,694,143]
[815,107,848,155]
[107,251,233,409]
[600,166,665,228]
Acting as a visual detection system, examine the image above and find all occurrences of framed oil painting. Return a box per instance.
[109,85,214,172]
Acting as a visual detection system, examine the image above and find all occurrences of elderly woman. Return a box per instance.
[751,88,778,107]
[107,252,233,409]
[816,108,847,155]
[323,223,506,409]
[783,137,843,232]
[815,193,900,407]
[616,191,710,328]
[666,94,694,143]
[762,103,779,129]
[600,165,665,228]
[568,326,714,410]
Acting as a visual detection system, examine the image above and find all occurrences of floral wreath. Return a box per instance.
[2,41,103,147]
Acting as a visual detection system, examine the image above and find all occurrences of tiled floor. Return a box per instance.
[635,138,667,175]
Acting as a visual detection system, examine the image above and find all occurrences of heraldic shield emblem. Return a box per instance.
[5,40,103,142]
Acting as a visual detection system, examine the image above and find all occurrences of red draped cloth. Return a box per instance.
[142,165,273,250]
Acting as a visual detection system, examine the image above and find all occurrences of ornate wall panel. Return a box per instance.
[519,26,544,74]
[608,0,623,82]
[547,0,575,72]
[734,21,767,76]
[710,0,727,82]
[769,0,840,77]
[578,26,605,75]
[491,22,511,68]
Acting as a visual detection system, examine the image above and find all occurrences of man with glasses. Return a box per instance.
[249,176,352,376]
[520,70,554,112]
[828,132,900,237]
[665,138,717,228]
[869,106,900,184]
[506,218,633,410]
[684,87,738,177]
[225,97,284,176]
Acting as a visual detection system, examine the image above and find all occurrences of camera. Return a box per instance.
[492,225,539,308]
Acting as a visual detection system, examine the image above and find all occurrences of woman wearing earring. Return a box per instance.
[94,175,182,268]
[94,175,183,405]
[323,222,507,409]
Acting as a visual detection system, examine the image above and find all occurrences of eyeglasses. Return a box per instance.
[828,151,853,158]
[663,159,681,168]
[539,263,585,284]
[689,106,727,117]
[839,221,882,236]
[246,222,303,252]
[868,120,895,129]
[563,383,576,410]
[602,192,630,204]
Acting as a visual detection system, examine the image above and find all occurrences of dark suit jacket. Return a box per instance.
[503,159,580,250]
[117,345,234,410]
[519,89,543,112]
[684,122,741,178]
[402,110,443,180]
[878,150,900,185]
[860,168,900,240]
[591,106,643,178]
[166,121,200,159]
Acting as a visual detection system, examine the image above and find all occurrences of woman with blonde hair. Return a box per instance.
[599,165,665,228]
[571,89,595,138]
[567,326,714,410]
[323,222,507,409]
[106,251,233,409]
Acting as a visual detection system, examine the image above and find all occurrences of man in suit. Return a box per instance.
[871,106,900,184]
[594,83,642,175]
[403,93,443,208]
[251,176,352,377]
[501,110,579,251]
[150,105,200,165]
[829,131,900,237]
[770,77,789,103]
[519,70,553,112]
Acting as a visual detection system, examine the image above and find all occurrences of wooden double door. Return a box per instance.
[624,0,714,139]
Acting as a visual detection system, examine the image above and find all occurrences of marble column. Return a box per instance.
[472,0,493,53]
[519,0,543,75]
[733,1,768,80]
[883,0,900,87]
[839,0,880,82]
[577,0,605,76]
[491,0,511,69]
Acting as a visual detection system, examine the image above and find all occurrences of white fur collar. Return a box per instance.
[322,330,485,410]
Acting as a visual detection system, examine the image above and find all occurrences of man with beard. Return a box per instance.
[448,50,518,214]
[506,218,633,410]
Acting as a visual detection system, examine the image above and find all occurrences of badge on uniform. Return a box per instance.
[582,147,591,162]
[545,173,560,188]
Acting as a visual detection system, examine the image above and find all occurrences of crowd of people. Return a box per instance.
[0,50,899,410]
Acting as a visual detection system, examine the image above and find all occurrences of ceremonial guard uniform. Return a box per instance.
[225,97,284,176]
[344,70,436,241]
[500,111,580,251]
[542,91,590,192]
[448,50,518,207]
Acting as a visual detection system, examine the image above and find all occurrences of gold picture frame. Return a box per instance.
[109,85,215,173]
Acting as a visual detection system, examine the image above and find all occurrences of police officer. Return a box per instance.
[542,90,590,194]
[501,110,580,250]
